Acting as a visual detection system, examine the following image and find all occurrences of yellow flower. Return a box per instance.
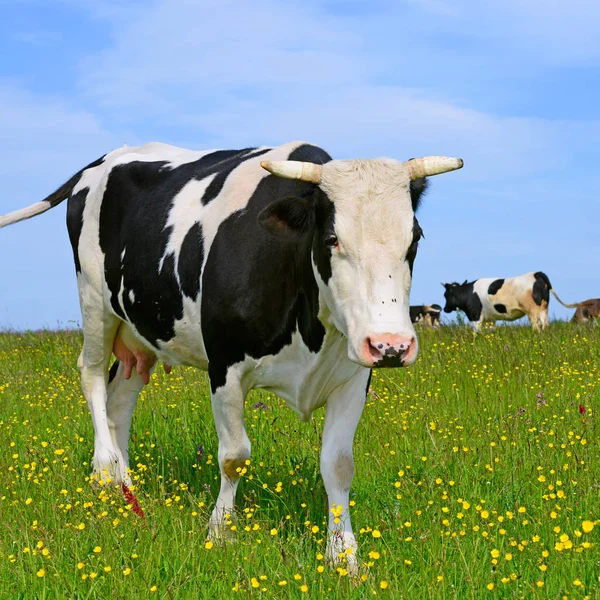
[490,549,500,558]
[77,562,84,569]
[380,581,389,589]
[36,569,45,578]
[518,507,526,514]
[278,580,287,586]
[251,578,259,588]
[25,498,32,505]
[369,551,380,560]
[150,586,157,593]
[123,568,131,576]
[582,521,594,533]
[300,585,309,593]
[89,572,97,579]
[372,530,381,538]
[481,510,489,519]
[205,541,213,550]
[487,583,494,590]
[270,528,278,536]
[536,581,544,588]
[574,579,583,587]
[93,546,101,553]
[312,525,319,533]
[505,553,512,561]
[104,566,111,572]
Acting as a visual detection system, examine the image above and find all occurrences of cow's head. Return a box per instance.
[259,156,462,368]
[442,281,468,313]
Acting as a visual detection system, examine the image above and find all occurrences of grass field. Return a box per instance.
[0,324,599,599]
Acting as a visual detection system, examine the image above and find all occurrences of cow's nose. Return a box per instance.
[363,334,416,367]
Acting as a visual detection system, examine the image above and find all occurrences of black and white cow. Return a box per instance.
[410,304,442,327]
[0,141,462,567]
[442,271,568,330]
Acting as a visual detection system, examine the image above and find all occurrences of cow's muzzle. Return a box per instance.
[361,334,417,368]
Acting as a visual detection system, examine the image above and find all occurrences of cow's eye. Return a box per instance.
[325,234,338,248]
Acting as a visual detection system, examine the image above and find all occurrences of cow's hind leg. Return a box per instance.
[208,370,251,540]
[321,368,370,574]
[78,311,122,484]
[106,360,148,486]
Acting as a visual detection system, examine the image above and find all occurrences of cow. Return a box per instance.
[567,298,600,324]
[441,271,572,331]
[410,304,442,327]
[0,141,463,569]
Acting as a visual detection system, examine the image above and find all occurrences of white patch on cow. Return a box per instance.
[120,247,126,262]
[316,159,417,365]
[157,174,216,276]
[128,289,135,304]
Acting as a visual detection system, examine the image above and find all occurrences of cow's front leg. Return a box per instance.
[321,368,370,574]
[207,371,251,541]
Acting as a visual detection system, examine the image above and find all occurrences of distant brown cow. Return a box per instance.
[570,299,600,324]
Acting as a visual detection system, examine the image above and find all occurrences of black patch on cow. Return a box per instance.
[488,279,505,295]
[66,188,88,274]
[62,155,107,273]
[178,222,204,300]
[494,303,507,314]
[201,148,270,205]
[409,177,429,212]
[365,370,373,396]
[287,144,335,285]
[98,149,274,347]
[443,281,483,322]
[532,271,551,306]
[406,217,423,275]
[202,145,333,392]
[108,359,120,383]
[410,305,425,323]
[430,304,442,311]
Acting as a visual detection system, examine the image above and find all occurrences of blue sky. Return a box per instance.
[0,0,599,329]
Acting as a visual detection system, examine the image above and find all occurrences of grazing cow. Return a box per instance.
[442,271,570,330]
[410,304,442,327]
[0,141,462,567]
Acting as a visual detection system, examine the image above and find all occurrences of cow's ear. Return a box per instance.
[259,197,314,238]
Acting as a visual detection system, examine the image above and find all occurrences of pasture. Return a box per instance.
[0,324,599,599]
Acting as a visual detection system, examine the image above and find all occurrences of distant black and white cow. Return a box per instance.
[442,271,572,330]
[410,304,442,327]
[0,141,462,567]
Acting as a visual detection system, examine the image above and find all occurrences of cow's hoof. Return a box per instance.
[207,522,237,544]
[325,532,359,576]
[90,450,124,486]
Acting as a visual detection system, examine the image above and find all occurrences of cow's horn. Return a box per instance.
[260,160,322,184]
[403,156,464,180]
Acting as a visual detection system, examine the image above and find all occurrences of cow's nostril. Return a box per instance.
[377,343,383,349]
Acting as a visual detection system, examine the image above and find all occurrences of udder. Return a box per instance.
[113,323,171,385]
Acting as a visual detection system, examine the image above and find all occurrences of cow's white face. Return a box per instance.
[313,159,420,368]
[259,154,463,368]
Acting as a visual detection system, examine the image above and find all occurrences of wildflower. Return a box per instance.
[205,541,214,550]
[490,549,500,558]
[380,581,389,589]
[93,546,102,553]
[251,578,259,588]
[536,581,544,588]
[487,583,494,590]
[372,530,381,538]
[123,568,131,576]
[150,586,157,593]
[278,581,287,586]
[270,528,278,536]
[300,585,309,593]
[36,569,45,578]
[582,521,594,533]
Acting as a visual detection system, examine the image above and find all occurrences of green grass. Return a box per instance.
[0,323,599,599]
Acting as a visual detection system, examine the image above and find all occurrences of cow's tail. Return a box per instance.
[550,289,586,309]
[0,155,104,229]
